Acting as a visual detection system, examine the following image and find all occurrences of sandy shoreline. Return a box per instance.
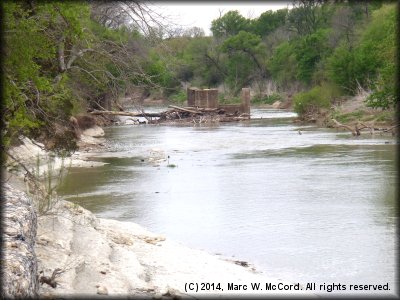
[4,132,316,298]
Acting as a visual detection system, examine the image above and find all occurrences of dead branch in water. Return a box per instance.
[332,119,398,136]
[331,118,358,136]
[357,122,375,135]
[382,124,399,133]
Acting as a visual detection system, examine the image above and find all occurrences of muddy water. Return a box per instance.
[58,109,397,295]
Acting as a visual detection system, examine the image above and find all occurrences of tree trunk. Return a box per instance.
[89,110,161,118]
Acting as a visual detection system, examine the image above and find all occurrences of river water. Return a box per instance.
[58,108,397,296]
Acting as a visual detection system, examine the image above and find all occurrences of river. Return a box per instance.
[58,108,397,296]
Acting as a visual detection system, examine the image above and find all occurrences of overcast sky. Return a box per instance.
[150,2,291,36]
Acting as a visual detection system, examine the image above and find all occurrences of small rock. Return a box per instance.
[100,270,106,275]
[144,236,166,245]
[161,286,181,298]
[125,119,139,125]
[97,286,108,295]
[82,126,105,137]
[272,100,282,109]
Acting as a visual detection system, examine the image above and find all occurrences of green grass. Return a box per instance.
[332,110,364,123]
[331,109,395,124]
[374,111,395,122]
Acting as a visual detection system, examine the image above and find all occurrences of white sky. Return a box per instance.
[150,2,291,36]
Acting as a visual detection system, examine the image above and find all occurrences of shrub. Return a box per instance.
[294,83,340,117]
[26,154,71,216]
[168,90,187,104]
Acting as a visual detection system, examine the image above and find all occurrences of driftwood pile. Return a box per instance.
[159,105,249,123]
[90,105,250,124]
[331,118,398,136]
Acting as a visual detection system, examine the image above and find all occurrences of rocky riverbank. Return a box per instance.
[35,198,314,298]
[2,183,38,298]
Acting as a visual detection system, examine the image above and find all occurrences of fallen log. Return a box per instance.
[89,110,161,118]
[184,107,220,112]
[168,105,202,115]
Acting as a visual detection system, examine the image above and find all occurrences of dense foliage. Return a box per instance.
[154,1,397,114]
[2,1,163,150]
[2,1,397,150]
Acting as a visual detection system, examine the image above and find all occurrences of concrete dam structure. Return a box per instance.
[187,87,250,116]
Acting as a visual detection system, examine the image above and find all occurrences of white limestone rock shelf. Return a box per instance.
[36,200,315,298]
[5,136,107,178]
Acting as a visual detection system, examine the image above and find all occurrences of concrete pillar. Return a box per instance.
[241,88,251,114]
[198,90,206,107]
[187,88,197,107]
[194,90,201,107]
[188,88,219,108]
[207,89,218,108]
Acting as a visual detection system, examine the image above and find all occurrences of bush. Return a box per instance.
[294,83,340,117]
[168,90,187,104]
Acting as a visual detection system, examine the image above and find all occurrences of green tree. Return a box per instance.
[292,29,331,84]
[221,31,267,94]
[327,4,396,108]
[3,1,173,150]
[182,37,225,87]
[287,0,330,36]
[3,2,89,146]
[211,10,249,39]
[268,42,297,88]
[360,4,396,109]
[249,9,288,37]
